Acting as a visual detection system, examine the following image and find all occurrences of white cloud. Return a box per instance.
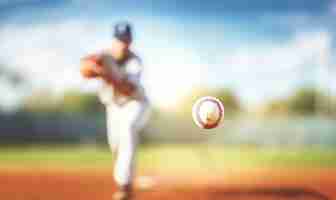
[0,19,204,108]
[0,16,334,109]
[0,21,110,92]
[210,31,334,106]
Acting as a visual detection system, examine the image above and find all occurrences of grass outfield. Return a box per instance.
[0,145,335,172]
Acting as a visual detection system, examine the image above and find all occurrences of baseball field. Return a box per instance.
[0,145,335,200]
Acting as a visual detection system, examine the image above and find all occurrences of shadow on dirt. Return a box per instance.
[209,188,330,200]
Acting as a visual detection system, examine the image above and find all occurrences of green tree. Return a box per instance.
[24,90,103,114]
[261,88,336,117]
[287,88,319,115]
[179,87,242,117]
[23,90,60,113]
[262,99,290,116]
[212,88,241,115]
[61,91,102,114]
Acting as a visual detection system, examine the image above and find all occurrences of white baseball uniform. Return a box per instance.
[93,50,149,186]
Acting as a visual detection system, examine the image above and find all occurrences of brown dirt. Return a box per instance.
[0,168,334,200]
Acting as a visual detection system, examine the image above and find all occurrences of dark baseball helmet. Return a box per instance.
[113,22,133,43]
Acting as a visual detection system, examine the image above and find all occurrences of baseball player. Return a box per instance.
[80,22,149,200]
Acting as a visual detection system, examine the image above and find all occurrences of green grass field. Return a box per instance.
[0,145,335,172]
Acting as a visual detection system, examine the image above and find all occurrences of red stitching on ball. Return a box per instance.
[195,98,223,129]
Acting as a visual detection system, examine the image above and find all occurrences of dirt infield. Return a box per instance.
[0,168,334,200]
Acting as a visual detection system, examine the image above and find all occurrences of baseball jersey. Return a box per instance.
[92,50,144,105]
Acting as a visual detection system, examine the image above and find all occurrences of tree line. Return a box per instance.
[21,87,336,118]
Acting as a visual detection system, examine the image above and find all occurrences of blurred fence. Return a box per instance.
[0,112,335,147]
[146,115,336,147]
[0,113,104,145]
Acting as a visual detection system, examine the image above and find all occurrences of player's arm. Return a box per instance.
[80,52,138,96]
[83,55,137,96]
[100,54,142,96]
[80,53,123,85]
[80,54,104,78]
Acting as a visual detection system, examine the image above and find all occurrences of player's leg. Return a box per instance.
[106,104,121,152]
[129,96,150,134]
[106,103,130,200]
[113,98,149,199]
[112,124,137,200]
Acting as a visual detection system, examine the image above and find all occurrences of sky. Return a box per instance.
[0,0,335,110]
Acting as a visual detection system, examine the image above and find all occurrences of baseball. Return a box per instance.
[192,96,224,129]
